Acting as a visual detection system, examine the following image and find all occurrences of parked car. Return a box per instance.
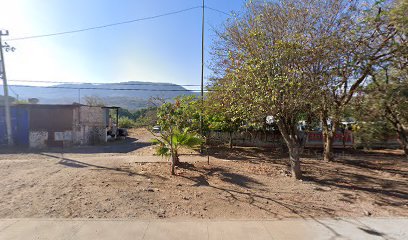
[152,125,161,133]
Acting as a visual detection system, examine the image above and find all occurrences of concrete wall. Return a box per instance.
[26,105,108,148]
[29,131,48,148]
[27,106,75,148]
[72,106,107,145]
[209,130,359,149]
[208,131,284,148]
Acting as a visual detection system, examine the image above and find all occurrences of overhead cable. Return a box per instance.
[6,6,202,41]
[6,6,232,41]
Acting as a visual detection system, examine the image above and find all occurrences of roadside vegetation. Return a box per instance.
[2,0,407,221]
[83,0,406,178]
[147,0,407,178]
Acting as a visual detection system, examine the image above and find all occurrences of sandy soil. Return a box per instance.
[0,128,407,219]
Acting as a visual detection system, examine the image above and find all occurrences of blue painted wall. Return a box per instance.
[0,107,29,147]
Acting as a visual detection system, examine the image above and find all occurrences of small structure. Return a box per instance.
[0,104,119,148]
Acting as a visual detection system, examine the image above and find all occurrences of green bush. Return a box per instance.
[353,121,395,149]
[118,117,135,128]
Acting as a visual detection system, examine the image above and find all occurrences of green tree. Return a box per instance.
[210,0,330,179]
[118,117,135,128]
[152,128,202,175]
[205,91,243,148]
[156,96,202,134]
[314,0,405,161]
[84,96,105,107]
[355,0,408,158]
[153,96,203,174]
[364,67,408,157]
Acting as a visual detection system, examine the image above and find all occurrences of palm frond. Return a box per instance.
[155,145,170,157]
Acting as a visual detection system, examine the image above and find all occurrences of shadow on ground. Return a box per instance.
[0,137,151,154]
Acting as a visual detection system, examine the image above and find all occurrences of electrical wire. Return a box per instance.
[8,79,201,87]
[205,6,233,17]
[5,6,232,42]
[7,85,19,98]
[6,6,202,41]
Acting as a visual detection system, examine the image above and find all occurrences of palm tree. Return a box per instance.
[152,128,202,175]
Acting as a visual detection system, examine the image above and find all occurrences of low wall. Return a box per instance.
[208,130,358,149]
[305,131,354,148]
[29,131,48,148]
[208,131,284,148]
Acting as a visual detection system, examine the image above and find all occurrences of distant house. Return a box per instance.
[0,104,117,148]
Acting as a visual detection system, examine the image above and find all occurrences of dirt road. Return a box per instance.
[0,128,407,219]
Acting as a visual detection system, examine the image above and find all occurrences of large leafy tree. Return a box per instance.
[363,67,408,157]
[354,0,408,158]
[210,0,332,179]
[204,90,243,149]
[314,0,405,161]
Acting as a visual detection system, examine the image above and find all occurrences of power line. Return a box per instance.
[6,84,210,92]
[205,6,233,17]
[8,79,201,87]
[5,6,232,42]
[6,6,202,41]
[7,85,19,98]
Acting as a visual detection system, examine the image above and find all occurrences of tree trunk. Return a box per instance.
[277,121,303,180]
[321,116,336,161]
[229,131,233,149]
[396,125,408,160]
[288,145,302,179]
[174,150,180,166]
[171,154,176,175]
[386,109,408,160]
[323,132,334,161]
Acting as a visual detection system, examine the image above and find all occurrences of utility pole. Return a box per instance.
[78,88,81,104]
[200,0,205,153]
[201,0,205,100]
[0,30,14,146]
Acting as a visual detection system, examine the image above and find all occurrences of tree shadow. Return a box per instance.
[358,227,385,237]
[302,157,408,207]
[0,137,152,154]
[178,162,263,188]
[175,162,343,221]
[40,153,154,178]
[339,158,408,178]
[208,146,287,163]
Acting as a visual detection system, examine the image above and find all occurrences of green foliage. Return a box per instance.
[152,128,203,163]
[112,107,158,129]
[353,121,396,148]
[156,95,202,134]
[210,0,321,146]
[153,96,204,174]
[14,99,29,104]
[390,0,408,34]
[118,117,135,129]
[358,66,408,154]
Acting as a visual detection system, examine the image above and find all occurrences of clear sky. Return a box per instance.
[1,0,246,91]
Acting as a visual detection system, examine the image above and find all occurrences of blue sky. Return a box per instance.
[1,0,245,91]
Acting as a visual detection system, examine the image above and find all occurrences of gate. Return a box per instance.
[0,107,29,147]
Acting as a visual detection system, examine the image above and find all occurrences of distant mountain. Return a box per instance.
[10,81,198,110]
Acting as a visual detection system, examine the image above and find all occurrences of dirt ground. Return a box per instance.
[0,128,407,219]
